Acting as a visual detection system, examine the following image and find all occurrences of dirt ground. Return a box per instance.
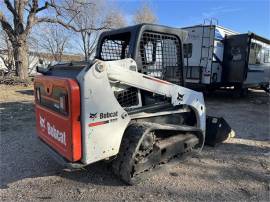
[0,85,269,202]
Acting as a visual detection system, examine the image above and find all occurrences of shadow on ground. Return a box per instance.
[0,101,125,189]
[16,89,34,96]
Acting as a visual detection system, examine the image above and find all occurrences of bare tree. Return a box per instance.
[0,0,111,79]
[133,4,157,24]
[0,30,14,74]
[65,1,127,60]
[38,24,71,62]
[0,0,51,79]
[106,10,127,29]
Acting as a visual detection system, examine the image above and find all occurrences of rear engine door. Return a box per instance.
[34,76,81,162]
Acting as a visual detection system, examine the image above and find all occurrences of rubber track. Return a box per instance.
[112,123,150,185]
[112,122,201,185]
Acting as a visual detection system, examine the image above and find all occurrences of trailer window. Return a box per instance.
[183,43,192,58]
[231,47,242,61]
[264,49,270,63]
[99,32,131,61]
[249,42,264,65]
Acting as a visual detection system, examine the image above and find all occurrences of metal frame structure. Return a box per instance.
[96,24,187,86]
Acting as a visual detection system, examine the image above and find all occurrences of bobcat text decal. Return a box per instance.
[39,115,66,146]
[100,111,118,119]
[88,111,118,127]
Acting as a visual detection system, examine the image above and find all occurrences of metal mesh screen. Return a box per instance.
[99,32,139,108]
[114,87,138,107]
[100,33,130,61]
[140,31,183,85]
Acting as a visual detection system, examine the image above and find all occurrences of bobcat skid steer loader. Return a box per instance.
[34,24,231,184]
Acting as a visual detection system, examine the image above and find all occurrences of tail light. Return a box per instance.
[36,87,41,102]
[59,95,68,113]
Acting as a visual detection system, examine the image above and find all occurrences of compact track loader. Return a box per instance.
[34,24,231,184]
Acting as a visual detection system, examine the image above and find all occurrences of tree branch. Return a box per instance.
[36,17,110,32]
[24,14,36,35]
[4,0,18,17]
[46,0,62,16]
[0,12,16,42]
[31,0,39,11]
[36,2,49,13]
[24,1,49,35]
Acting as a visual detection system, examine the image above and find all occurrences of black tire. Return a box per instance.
[240,87,248,97]
[234,85,248,97]
[261,83,270,93]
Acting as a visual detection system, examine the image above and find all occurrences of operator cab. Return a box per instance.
[96,24,187,86]
[96,24,188,107]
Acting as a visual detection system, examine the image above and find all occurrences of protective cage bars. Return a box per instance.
[97,30,184,108]
[100,36,130,61]
[99,35,139,108]
[139,31,183,85]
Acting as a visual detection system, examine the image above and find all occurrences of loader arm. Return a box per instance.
[104,59,206,132]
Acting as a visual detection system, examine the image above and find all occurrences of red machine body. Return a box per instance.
[34,76,81,162]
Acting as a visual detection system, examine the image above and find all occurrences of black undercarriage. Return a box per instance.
[112,122,203,184]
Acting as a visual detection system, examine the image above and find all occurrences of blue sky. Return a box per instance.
[1,0,269,38]
[116,0,270,38]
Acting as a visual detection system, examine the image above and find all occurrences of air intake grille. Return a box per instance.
[140,31,183,85]
[114,88,138,108]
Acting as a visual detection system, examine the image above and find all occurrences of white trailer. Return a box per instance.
[182,24,270,93]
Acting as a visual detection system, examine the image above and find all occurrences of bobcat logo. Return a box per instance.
[89,113,97,119]
[177,93,184,101]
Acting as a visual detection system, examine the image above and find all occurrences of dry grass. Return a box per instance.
[0,84,34,103]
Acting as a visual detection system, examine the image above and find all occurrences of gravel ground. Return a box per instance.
[0,85,269,202]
